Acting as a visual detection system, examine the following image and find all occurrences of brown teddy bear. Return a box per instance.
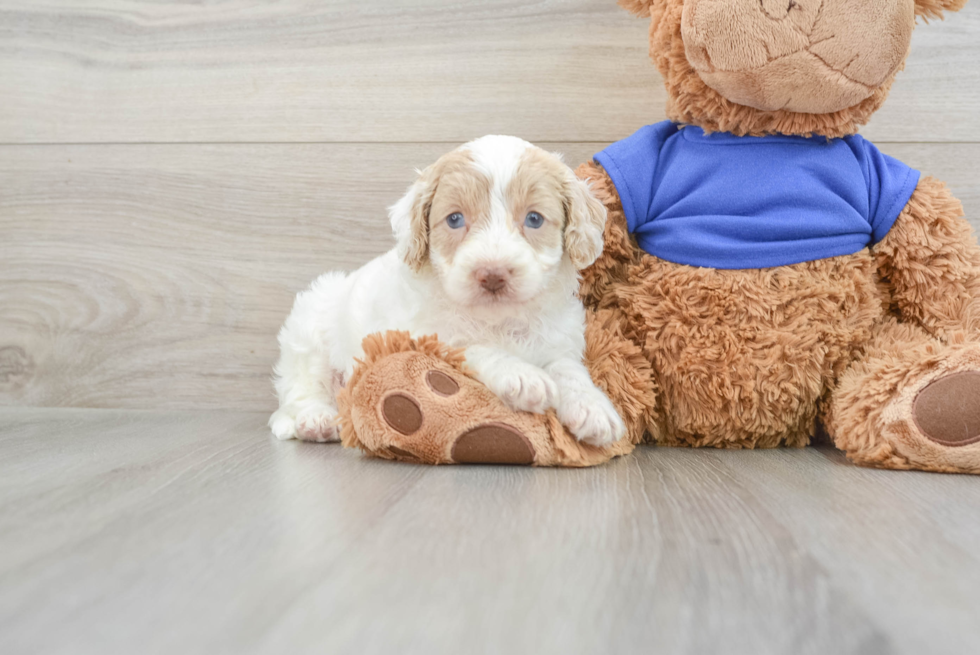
[338,0,980,473]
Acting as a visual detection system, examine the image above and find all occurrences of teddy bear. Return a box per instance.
[337,0,980,474]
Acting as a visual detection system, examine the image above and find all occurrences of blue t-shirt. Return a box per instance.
[593,122,921,269]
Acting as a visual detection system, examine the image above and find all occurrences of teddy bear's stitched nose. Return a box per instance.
[760,0,798,19]
[681,0,914,114]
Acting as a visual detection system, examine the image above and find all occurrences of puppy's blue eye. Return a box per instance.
[446,212,465,229]
[524,211,544,229]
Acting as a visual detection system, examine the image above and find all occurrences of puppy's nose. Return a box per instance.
[476,268,509,293]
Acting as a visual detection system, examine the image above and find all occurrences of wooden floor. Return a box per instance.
[2,408,980,655]
[3,1,980,653]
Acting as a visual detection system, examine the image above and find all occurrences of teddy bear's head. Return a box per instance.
[620,0,967,137]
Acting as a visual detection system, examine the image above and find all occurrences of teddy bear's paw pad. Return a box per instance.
[426,370,459,396]
[381,393,424,435]
[914,371,980,447]
[451,423,536,465]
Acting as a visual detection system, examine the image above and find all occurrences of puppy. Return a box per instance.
[269,135,626,446]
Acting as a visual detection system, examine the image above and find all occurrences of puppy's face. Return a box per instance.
[389,136,607,308]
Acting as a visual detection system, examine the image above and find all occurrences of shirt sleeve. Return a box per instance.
[847,135,921,244]
[593,121,678,233]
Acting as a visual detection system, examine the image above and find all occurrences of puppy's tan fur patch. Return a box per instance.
[509,147,606,269]
[513,148,609,271]
[427,151,492,266]
[425,146,605,270]
[509,148,568,256]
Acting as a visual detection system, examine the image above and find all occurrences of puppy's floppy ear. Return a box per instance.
[389,164,439,272]
[618,0,656,18]
[915,0,968,19]
[563,171,607,270]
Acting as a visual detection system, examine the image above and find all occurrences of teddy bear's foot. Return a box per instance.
[373,372,539,465]
[877,355,980,473]
[912,371,980,447]
[449,424,536,465]
[336,331,636,467]
[336,332,558,465]
[827,321,980,474]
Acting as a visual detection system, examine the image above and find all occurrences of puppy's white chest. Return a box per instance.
[442,315,550,363]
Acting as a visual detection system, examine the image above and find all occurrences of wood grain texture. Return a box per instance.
[3,142,979,411]
[0,0,977,144]
[0,142,597,410]
[1,407,979,655]
[2,2,979,652]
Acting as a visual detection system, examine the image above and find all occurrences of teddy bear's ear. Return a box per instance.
[915,0,968,19]
[618,0,656,18]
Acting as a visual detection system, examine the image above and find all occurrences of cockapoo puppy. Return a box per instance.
[270,135,627,446]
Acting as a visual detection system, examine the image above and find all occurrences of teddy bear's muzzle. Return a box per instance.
[679,0,916,114]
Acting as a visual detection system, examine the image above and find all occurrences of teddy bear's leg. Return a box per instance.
[824,318,980,473]
[825,177,980,473]
[336,331,637,467]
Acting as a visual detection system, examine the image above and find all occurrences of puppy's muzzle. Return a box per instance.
[475,266,510,294]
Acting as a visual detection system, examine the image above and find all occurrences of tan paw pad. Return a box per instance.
[381,393,423,435]
[913,371,980,447]
[451,423,536,465]
[426,370,460,396]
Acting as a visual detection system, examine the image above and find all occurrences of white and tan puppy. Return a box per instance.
[270,135,626,446]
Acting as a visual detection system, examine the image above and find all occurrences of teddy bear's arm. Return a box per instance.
[873,175,980,341]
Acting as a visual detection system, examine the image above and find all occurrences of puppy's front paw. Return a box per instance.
[485,363,560,415]
[558,387,626,447]
[295,405,340,442]
[269,408,298,441]
[269,404,340,443]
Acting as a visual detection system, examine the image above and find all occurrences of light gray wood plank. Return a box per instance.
[0,0,657,144]
[0,408,428,655]
[0,1,976,144]
[5,408,980,654]
[714,448,980,655]
[0,141,600,411]
[263,445,882,655]
[2,142,979,412]
[865,3,980,144]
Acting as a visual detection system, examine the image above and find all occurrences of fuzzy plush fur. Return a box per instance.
[577,162,885,449]
[331,0,980,473]
[580,158,980,472]
[337,322,644,467]
[642,0,902,138]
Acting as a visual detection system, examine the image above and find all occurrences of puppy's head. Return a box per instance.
[389,135,606,307]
